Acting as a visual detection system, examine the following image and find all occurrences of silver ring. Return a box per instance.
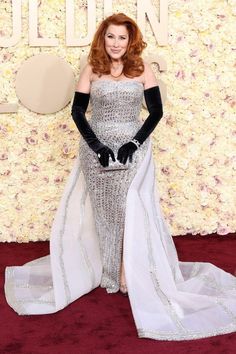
[97,153,101,158]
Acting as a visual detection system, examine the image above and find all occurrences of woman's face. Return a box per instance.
[104,24,129,62]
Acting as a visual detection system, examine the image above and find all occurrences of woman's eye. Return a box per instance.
[106,35,126,40]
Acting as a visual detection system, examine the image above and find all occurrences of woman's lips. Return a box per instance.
[111,49,120,53]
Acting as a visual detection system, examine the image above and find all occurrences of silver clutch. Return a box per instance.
[99,159,130,171]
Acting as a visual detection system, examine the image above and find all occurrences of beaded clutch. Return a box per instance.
[99,159,130,171]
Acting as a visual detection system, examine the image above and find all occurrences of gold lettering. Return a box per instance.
[0,0,21,47]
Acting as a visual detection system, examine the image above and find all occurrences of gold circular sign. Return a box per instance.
[15,53,75,114]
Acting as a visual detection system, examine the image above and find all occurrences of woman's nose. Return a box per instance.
[113,39,119,47]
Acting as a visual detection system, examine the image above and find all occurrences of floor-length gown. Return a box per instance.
[4,80,236,340]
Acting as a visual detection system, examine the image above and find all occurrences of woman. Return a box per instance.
[72,13,163,296]
[4,13,236,341]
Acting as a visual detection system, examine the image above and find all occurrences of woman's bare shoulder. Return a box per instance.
[142,60,158,90]
[143,60,155,76]
[81,63,93,78]
[76,64,93,93]
[85,64,103,82]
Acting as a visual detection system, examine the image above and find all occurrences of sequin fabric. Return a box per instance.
[79,80,149,293]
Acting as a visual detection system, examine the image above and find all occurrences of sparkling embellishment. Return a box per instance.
[137,323,236,341]
[130,138,141,148]
[138,156,187,334]
[58,167,82,305]
[79,80,148,292]
[4,157,97,314]
[77,185,97,289]
[135,158,236,339]
[200,274,236,323]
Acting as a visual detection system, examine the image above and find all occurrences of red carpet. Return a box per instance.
[0,234,236,354]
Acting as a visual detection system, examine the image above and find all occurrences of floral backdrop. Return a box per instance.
[0,0,235,242]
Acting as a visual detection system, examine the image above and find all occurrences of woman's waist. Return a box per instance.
[86,120,142,148]
[89,119,142,129]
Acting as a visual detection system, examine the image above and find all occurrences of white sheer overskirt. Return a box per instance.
[5,141,236,340]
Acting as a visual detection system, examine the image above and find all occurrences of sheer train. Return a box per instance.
[4,140,236,340]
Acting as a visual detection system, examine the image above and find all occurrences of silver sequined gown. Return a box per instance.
[79,80,149,293]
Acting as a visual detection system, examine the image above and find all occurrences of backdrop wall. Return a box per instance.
[0,0,235,242]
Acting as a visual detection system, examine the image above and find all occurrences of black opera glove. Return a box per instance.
[117,141,138,165]
[117,85,163,165]
[133,85,163,145]
[96,145,116,168]
[71,91,115,167]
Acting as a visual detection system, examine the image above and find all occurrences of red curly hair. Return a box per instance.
[88,13,147,78]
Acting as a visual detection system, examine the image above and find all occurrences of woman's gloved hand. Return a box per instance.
[97,145,116,167]
[117,141,138,165]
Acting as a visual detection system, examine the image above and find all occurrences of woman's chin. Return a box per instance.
[108,52,124,60]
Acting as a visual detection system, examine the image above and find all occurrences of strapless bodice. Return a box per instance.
[89,80,144,125]
[85,79,145,150]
